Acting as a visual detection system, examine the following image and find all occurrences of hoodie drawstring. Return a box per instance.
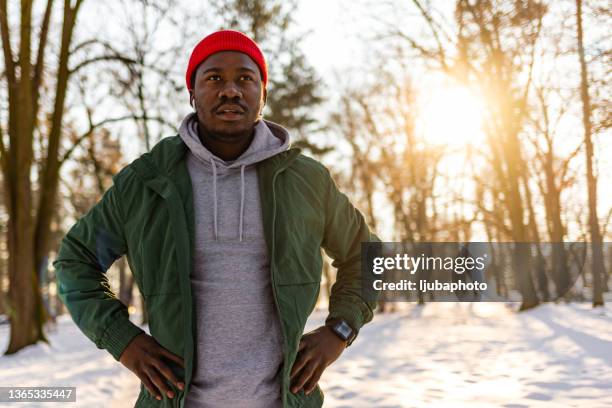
[180,114,290,244]
[211,158,218,241]
[239,165,245,242]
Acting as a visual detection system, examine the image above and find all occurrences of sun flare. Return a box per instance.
[419,84,486,147]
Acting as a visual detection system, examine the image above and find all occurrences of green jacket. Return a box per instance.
[54,135,378,408]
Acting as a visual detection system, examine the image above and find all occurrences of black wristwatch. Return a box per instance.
[326,319,356,345]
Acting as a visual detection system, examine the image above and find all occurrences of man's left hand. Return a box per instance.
[289,325,347,395]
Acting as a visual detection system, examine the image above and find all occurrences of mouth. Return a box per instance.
[215,105,245,121]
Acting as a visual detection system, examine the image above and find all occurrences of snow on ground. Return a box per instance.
[1,302,611,408]
[0,313,141,408]
[311,302,612,408]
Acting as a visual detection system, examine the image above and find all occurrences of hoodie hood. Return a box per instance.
[178,112,290,171]
[178,112,291,241]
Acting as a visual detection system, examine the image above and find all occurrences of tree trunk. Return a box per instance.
[54,289,64,317]
[575,0,605,307]
[118,257,134,309]
[141,294,148,325]
[321,259,334,309]
[5,195,48,353]
[523,174,549,302]
[541,146,570,298]
[2,0,84,354]
[505,134,539,310]
[3,0,47,351]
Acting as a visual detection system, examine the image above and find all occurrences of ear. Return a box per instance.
[189,89,195,108]
[259,88,267,117]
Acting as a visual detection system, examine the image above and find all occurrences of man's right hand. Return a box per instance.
[119,333,185,401]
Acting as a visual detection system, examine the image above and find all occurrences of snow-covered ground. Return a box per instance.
[1,302,611,408]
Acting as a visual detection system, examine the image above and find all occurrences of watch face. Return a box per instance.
[336,321,353,339]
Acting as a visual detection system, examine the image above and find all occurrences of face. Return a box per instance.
[189,51,266,141]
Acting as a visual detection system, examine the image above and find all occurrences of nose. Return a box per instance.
[218,81,243,99]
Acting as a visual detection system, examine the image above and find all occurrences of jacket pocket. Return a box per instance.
[138,205,180,295]
[275,247,324,285]
[289,282,321,331]
[145,293,184,352]
[142,273,181,296]
[140,241,181,295]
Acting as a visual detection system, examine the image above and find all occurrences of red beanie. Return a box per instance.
[185,30,268,91]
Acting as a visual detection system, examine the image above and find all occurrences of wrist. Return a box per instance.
[325,318,356,345]
[324,325,348,347]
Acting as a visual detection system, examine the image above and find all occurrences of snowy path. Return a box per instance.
[1,302,611,407]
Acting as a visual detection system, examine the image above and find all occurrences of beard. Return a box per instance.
[195,104,259,142]
[196,115,258,147]
[199,121,254,141]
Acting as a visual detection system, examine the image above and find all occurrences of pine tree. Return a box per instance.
[211,0,326,153]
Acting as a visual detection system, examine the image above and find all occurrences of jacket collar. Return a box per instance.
[131,135,301,185]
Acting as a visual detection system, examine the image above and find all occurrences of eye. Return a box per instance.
[207,74,221,81]
[240,75,254,81]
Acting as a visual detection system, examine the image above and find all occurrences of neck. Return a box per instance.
[197,123,255,161]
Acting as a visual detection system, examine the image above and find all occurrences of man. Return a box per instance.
[55,30,378,408]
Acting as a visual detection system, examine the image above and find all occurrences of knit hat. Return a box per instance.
[185,30,268,91]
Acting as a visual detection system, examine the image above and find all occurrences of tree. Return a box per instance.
[575,0,605,307]
[0,0,149,353]
[374,0,547,309]
[527,82,579,299]
[330,57,454,305]
[211,0,326,153]
[0,169,5,315]
[106,0,192,153]
[0,0,87,353]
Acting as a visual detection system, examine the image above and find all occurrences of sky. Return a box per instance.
[296,0,366,79]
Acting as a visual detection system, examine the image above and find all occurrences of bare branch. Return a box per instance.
[384,29,441,62]
[18,0,33,85]
[410,0,449,70]
[59,114,173,165]
[0,0,15,83]
[518,14,543,121]
[559,142,584,185]
[0,121,6,174]
[68,54,137,76]
[70,38,99,54]
[33,0,54,92]
[602,207,612,239]
[32,0,55,118]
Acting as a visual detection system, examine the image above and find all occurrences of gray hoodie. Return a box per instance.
[179,112,289,408]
